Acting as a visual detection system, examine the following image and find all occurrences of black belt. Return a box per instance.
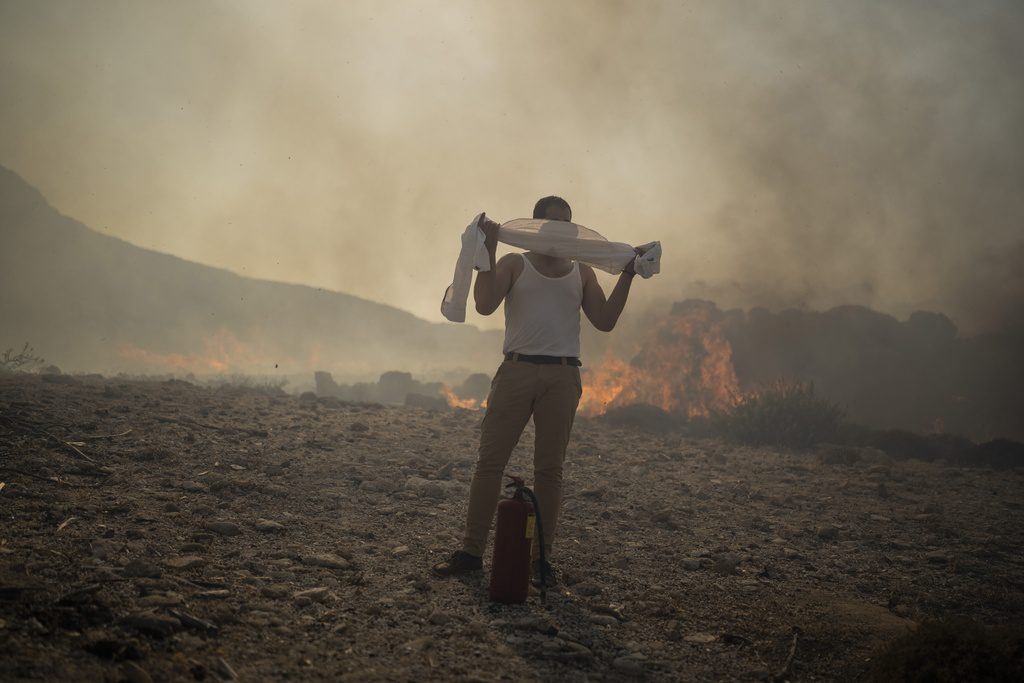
[505,352,581,367]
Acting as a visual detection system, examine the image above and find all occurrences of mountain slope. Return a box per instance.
[0,165,500,379]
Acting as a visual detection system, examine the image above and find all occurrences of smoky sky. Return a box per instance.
[1,0,1021,334]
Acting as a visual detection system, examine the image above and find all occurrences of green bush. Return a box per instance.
[870,618,1023,682]
[709,380,845,449]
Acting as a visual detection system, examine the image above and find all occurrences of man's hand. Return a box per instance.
[477,213,500,243]
[623,246,646,276]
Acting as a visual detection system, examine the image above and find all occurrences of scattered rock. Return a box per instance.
[254,519,286,533]
[90,540,120,561]
[612,654,647,674]
[121,611,181,637]
[348,421,370,432]
[138,593,183,608]
[712,552,741,576]
[428,610,453,626]
[302,553,351,571]
[392,545,410,557]
[294,587,331,604]
[405,476,446,499]
[816,525,840,540]
[164,555,206,570]
[402,636,434,653]
[121,662,153,683]
[203,521,242,536]
[572,581,603,597]
[123,559,162,579]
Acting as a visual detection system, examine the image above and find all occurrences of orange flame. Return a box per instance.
[117,329,287,374]
[579,302,740,418]
[443,386,486,410]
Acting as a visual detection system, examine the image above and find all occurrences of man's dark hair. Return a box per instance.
[533,196,572,220]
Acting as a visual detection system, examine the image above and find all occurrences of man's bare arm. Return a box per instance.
[580,263,635,332]
[473,216,515,315]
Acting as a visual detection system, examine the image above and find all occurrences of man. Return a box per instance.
[433,196,643,581]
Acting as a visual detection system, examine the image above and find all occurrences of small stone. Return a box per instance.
[261,585,290,599]
[122,662,153,683]
[162,502,180,513]
[666,620,685,641]
[138,593,183,607]
[428,610,453,626]
[925,550,950,563]
[816,525,840,540]
[90,540,120,560]
[294,587,330,603]
[121,611,181,637]
[348,421,370,432]
[589,615,619,626]
[255,519,286,533]
[612,655,646,674]
[392,545,410,557]
[302,554,350,571]
[684,633,718,643]
[359,479,396,493]
[651,510,680,529]
[680,558,701,571]
[204,521,242,536]
[405,476,445,499]
[123,559,163,579]
[572,581,602,597]
[165,555,206,570]
[512,616,558,635]
[402,636,434,652]
[712,552,741,576]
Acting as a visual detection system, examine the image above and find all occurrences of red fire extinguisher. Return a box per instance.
[490,475,547,604]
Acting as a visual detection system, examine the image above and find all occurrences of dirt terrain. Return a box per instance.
[1,374,1022,681]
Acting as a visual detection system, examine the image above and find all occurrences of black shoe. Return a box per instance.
[432,550,482,577]
[531,559,557,587]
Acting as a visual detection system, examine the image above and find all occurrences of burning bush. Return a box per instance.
[709,380,845,449]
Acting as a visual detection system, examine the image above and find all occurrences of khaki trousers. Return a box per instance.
[462,360,582,558]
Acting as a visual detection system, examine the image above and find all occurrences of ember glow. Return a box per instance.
[578,302,740,418]
[117,330,293,374]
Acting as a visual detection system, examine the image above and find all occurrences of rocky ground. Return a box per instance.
[1,373,1022,682]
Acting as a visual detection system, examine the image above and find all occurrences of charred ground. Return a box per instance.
[1,374,1022,681]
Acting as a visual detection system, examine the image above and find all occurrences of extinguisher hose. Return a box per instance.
[520,486,547,594]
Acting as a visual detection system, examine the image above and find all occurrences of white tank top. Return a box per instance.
[502,254,582,357]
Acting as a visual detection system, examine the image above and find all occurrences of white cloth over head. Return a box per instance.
[441,213,661,323]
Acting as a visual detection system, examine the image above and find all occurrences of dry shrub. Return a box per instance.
[870,617,1024,682]
[1,343,45,373]
[710,380,845,449]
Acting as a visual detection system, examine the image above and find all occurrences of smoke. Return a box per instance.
[1,1,1021,334]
